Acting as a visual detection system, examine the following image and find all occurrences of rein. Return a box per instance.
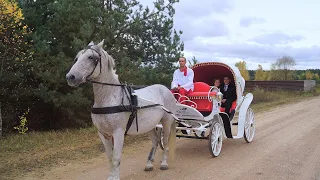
[88,78,162,135]
[80,46,162,135]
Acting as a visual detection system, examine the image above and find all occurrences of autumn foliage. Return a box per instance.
[235,61,250,80]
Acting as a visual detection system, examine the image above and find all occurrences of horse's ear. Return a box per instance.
[97,39,104,48]
[88,41,94,46]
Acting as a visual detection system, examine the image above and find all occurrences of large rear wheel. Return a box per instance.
[244,108,255,143]
[208,120,223,157]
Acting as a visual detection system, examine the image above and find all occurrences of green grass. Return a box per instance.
[250,84,320,112]
[0,84,319,179]
[0,127,149,180]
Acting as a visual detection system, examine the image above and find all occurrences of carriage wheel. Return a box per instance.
[244,108,255,143]
[208,120,223,157]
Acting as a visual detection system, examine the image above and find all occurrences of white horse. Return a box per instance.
[66,40,177,180]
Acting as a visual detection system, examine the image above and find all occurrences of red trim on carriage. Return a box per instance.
[192,62,235,86]
[189,62,238,113]
[220,101,237,113]
[186,82,216,112]
[184,81,237,113]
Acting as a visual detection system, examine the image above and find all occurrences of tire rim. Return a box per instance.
[245,108,255,142]
[211,122,222,156]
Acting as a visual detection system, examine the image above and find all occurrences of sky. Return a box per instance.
[139,0,320,70]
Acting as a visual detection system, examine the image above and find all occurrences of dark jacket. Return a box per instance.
[219,83,237,101]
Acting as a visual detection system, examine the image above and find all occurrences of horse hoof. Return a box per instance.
[144,166,153,171]
[160,165,168,170]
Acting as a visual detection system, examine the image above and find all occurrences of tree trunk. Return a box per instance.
[0,102,2,137]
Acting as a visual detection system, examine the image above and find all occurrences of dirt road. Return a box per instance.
[24,97,320,180]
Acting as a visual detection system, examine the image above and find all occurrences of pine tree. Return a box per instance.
[17,0,184,130]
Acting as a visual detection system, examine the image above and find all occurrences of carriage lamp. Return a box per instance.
[217,92,223,101]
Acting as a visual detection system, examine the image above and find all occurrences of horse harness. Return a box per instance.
[78,45,172,135]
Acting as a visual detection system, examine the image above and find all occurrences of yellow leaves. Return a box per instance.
[305,71,314,80]
[235,61,250,80]
[0,0,26,34]
[254,64,265,80]
[315,73,320,80]
[0,0,30,49]
[14,108,30,134]
[0,0,23,22]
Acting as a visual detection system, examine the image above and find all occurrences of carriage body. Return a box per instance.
[156,61,255,157]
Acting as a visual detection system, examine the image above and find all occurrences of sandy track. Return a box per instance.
[24,97,320,180]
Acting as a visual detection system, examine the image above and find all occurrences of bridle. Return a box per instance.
[70,45,170,135]
[74,45,126,87]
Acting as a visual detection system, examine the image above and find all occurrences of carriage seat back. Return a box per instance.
[186,82,216,112]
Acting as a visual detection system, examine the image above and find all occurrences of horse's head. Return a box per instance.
[66,40,113,87]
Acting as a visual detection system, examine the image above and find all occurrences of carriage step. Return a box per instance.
[176,134,208,139]
[156,124,206,131]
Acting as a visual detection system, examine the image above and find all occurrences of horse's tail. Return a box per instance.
[168,119,176,162]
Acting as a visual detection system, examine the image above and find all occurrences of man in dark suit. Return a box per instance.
[219,76,237,117]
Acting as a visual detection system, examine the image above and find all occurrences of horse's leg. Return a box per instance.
[159,117,171,170]
[144,128,159,171]
[108,128,124,180]
[98,132,113,171]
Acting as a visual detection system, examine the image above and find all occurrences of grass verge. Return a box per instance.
[0,85,319,179]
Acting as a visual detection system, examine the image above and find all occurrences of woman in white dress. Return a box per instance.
[211,78,221,92]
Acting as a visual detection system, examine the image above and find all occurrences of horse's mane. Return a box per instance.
[101,49,117,77]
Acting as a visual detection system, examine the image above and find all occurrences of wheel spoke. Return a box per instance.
[214,142,217,153]
[244,108,255,143]
[209,119,224,157]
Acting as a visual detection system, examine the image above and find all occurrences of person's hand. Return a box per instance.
[222,99,226,103]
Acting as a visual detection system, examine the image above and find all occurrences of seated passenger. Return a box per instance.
[211,78,221,92]
[219,76,236,116]
[171,57,194,104]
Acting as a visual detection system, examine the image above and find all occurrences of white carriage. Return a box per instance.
[156,61,256,157]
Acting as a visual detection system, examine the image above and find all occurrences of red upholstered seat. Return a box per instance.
[220,100,237,113]
[186,82,216,112]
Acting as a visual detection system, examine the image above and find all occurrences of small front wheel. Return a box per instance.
[208,120,223,157]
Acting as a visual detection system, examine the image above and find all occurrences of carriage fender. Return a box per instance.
[234,93,253,138]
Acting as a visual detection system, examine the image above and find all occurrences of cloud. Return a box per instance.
[175,18,229,41]
[170,0,233,41]
[250,32,305,45]
[173,0,234,17]
[138,0,320,70]
[138,0,232,41]
[184,40,320,69]
[240,17,266,27]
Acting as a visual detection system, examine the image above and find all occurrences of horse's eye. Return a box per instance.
[74,58,78,62]
[88,56,93,59]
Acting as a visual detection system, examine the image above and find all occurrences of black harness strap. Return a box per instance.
[91,104,162,114]
[79,44,173,136]
[92,104,162,135]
